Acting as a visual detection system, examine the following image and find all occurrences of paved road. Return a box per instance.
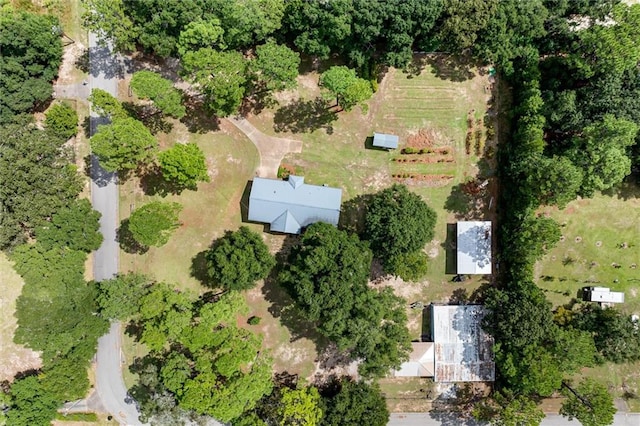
[389,413,640,425]
[88,31,143,426]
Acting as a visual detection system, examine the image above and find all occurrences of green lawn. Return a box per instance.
[120,58,496,387]
[535,187,640,315]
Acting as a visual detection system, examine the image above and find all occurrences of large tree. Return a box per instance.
[319,66,373,111]
[35,199,103,253]
[127,201,182,248]
[472,390,545,426]
[205,226,275,291]
[181,48,247,117]
[130,70,186,119]
[0,10,62,123]
[96,273,153,321]
[90,117,158,173]
[131,286,274,423]
[177,18,226,57]
[279,222,411,376]
[0,119,82,249]
[89,88,129,120]
[81,0,137,52]
[320,378,389,426]
[567,115,638,196]
[560,379,616,426]
[158,142,210,191]
[252,40,300,92]
[365,184,437,266]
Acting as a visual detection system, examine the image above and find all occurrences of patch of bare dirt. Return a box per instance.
[57,42,86,85]
[362,170,390,191]
[406,128,450,149]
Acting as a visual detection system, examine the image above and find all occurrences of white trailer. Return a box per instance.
[583,286,625,303]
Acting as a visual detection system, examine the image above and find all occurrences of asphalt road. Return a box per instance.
[88,31,143,426]
[389,413,640,425]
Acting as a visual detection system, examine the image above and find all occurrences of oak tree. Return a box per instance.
[127,201,182,248]
[158,143,210,191]
[91,117,157,173]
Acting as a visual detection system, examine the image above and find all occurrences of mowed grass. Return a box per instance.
[247,59,494,364]
[535,188,640,314]
[119,120,260,293]
[0,253,41,382]
[535,186,640,411]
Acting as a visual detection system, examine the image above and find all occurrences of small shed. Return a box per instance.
[373,132,399,149]
[456,221,492,275]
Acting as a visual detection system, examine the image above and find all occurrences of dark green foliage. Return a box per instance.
[44,102,79,139]
[130,71,186,118]
[81,0,137,52]
[127,201,182,247]
[35,199,102,252]
[130,287,274,423]
[0,120,82,249]
[495,343,563,396]
[365,184,437,263]
[205,227,275,291]
[6,375,59,426]
[91,117,158,173]
[96,273,153,320]
[386,251,429,281]
[158,143,210,191]
[524,155,583,209]
[560,379,616,426]
[0,10,62,123]
[571,305,640,363]
[280,223,411,377]
[11,243,108,364]
[319,66,373,111]
[88,88,128,119]
[181,49,247,117]
[320,378,389,426]
[472,390,545,426]
[252,40,300,92]
[247,316,261,325]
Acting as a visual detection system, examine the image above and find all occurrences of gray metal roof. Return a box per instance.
[248,176,342,234]
[373,132,399,149]
[432,305,495,382]
[457,221,492,274]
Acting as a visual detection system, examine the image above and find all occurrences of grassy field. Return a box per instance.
[0,253,41,382]
[535,185,640,411]
[535,187,640,315]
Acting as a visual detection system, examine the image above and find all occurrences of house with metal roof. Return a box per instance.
[457,221,492,275]
[431,305,495,382]
[248,176,342,234]
[373,132,399,149]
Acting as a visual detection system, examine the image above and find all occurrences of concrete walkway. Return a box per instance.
[54,83,89,100]
[227,117,302,178]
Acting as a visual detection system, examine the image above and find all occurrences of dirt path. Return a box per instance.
[226,117,303,178]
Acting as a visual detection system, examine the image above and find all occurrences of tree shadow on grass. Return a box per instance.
[179,95,220,134]
[444,183,475,220]
[239,90,279,117]
[138,165,186,197]
[122,102,173,135]
[273,97,337,134]
[190,248,213,288]
[117,219,149,254]
[338,193,374,236]
[425,53,477,82]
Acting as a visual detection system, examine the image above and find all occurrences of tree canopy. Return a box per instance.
[0,119,82,249]
[130,71,186,119]
[91,117,158,173]
[365,184,437,270]
[129,286,274,423]
[279,222,411,376]
[181,48,247,117]
[0,10,62,123]
[127,201,182,248]
[319,66,373,111]
[320,378,389,426]
[45,102,79,140]
[96,273,153,321]
[158,142,210,191]
[205,226,275,291]
[560,379,616,426]
[252,40,301,92]
[35,199,103,253]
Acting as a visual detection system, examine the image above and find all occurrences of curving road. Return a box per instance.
[88,31,143,425]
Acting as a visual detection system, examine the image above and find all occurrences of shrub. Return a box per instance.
[248,316,261,325]
[45,102,78,139]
